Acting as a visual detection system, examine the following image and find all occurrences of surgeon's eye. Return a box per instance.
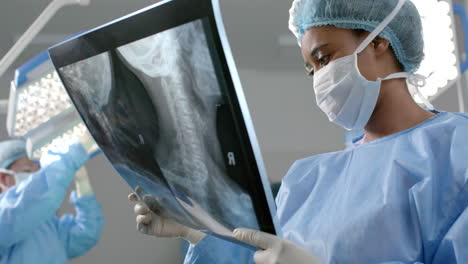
[318,55,330,67]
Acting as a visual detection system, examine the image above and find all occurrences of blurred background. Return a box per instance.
[0,0,466,263]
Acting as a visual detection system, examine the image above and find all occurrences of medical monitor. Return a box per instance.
[48,0,277,236]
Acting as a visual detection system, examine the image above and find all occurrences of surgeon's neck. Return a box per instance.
[364,78,435,142]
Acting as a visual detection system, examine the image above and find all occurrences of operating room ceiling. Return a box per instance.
[0,0,302,88]
[2,0,467,97]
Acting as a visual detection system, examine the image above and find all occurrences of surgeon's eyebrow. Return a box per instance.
[310,44,329,58]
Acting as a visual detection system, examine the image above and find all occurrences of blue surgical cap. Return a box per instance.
[289,0,424,73]
[0,140,27,169]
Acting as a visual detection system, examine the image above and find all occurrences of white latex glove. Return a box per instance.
[128,190,206,245]
[234,228,322,264]
[74,166,94,197]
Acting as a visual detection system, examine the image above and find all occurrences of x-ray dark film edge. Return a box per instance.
[202,16,277,234]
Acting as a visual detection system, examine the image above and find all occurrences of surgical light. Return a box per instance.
[7,71,73,136]
[411,0,459,103]
[28,123,91,161]
[6,51,93,160]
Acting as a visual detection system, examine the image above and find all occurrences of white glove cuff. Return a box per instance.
[184,229,206,245]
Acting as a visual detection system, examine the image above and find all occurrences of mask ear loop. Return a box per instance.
[350,0,434,111]
[354,0,407,55]
[382,72,435,110]
[407,74,435,110]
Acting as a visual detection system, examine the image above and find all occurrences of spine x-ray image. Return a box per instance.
[57,19,259,234]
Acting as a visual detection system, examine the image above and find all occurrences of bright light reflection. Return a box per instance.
[411,0,459,102]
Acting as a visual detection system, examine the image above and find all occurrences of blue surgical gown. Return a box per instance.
[184,111,468,263]
[0,144,104,263]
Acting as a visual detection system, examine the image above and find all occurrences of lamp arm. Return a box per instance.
[0,0,90,80]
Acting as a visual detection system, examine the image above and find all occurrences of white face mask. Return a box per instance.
[0,169,33,190]
[313,0,433,131]
[14,172,33,184]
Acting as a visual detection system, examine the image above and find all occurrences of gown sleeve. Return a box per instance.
[57,191,105,258]
[0,143,88,252]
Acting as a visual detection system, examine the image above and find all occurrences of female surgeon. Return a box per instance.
[129,0,468,263]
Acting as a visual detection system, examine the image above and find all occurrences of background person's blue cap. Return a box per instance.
[0,140,27,169]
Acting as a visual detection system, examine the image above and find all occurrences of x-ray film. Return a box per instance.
[49,0,278,236]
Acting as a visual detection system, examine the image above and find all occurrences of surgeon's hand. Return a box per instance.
[40,141,89,172]
[128,191,206,245]
[234,228,322,264]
